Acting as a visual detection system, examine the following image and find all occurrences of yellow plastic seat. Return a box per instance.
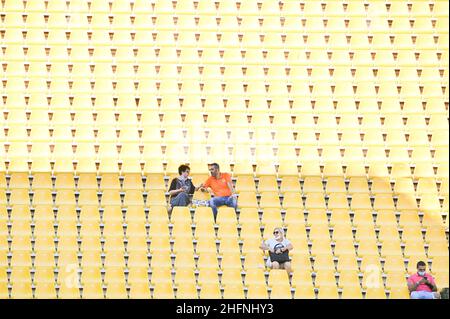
[244,268,266,285]
[354,219,377,238]
[82,282,104,299]
[10,250,32,267]
[422,212,445,227]
[220,252,243,270]
[259,192,281,209]
[389,287,410,299]
[356,239,380,257]
[378,225,401,243]
[34,282,57,299]
[102,250,126,268]
[282,192,304,209]
[173,252,196,271]
[328,194,350,210]
[149,250,171,268]
[325,177,347,194]
[79,206,100,222]
[150,266,173,285]
[127,220,150,238]
[217,207,238,225]
[338,268,360,287]
[216,223,239,241]
[144,174,166,191]
[332,220,354,238]
[284,209,306,227]
[80,221,101,238]
[294,285,316,299]
[385,272,408,289]
[10,205,31,221]
[383,256,406,273]
[56,206,77,222]
[317,286,339,299]
[375,210,398,227]
[194,222,216,241]
[58,282,82,299]
[223,283,245,299]
[128,282,151,299]
[431,271,449,289]
[309,224,331,241]
[269,284,292,299]
[77,190,99,206]
[403,242,426,258]
[197,252,219,272]
[365,287,387,299]
[352,210,375,226]
[430,256,449,273]
[348,178,370,194]
[31,173,53,190]
[176,283,198,299]
[100,189,122,206]
[127,266,150,285]
[172,222,194,241]
[341,286,363,299]
[102,205,123,223]
[237,192,258,208]
[122,174,144,191]
[398,211,421,227]
[199,283,221,298]
[335,250,358,271]
[10,282,33,299]
[77,173,98,190]
[280,177,301,193]
[122,206,144,223]
[235,176,256,192]
[103,267,126,285]
[258,176,278,192]
[427,241,449,258]
[171,207,191,224]
[9,189,31,205]
[9,173,30,189]
[243,250,264,270]
[289,253,312,271]
[123,190,144,206]
[193,206,215,225]
[80,267,102,284]
[373,195,395,210]
[146,191,167,207]
[260,207,282,225]
[315,270,337,288]
[240,223,262,241]
[56,251,79,272]
[99,174,120,190]
[370,177,392,195]
[152,282,175,299]
[303,177,324,194]
[420,195,443,215]
[221,269,243,286]
[105,282,128,299]
[10,266,32,285]
[247,284,268,299]
[34,266,56,284]
[147,206,169,224]
[350,194,372,210]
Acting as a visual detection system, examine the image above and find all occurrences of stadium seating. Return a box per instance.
[0,0,448,299]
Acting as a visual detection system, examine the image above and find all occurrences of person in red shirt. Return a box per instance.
[199,163,237,219]
[407,261,441,299]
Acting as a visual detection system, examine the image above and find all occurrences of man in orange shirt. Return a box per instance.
[199,163,237,219]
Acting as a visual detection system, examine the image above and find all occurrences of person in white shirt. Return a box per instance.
[260,227,294,275]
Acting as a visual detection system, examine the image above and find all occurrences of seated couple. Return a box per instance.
[168,163,237,219]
